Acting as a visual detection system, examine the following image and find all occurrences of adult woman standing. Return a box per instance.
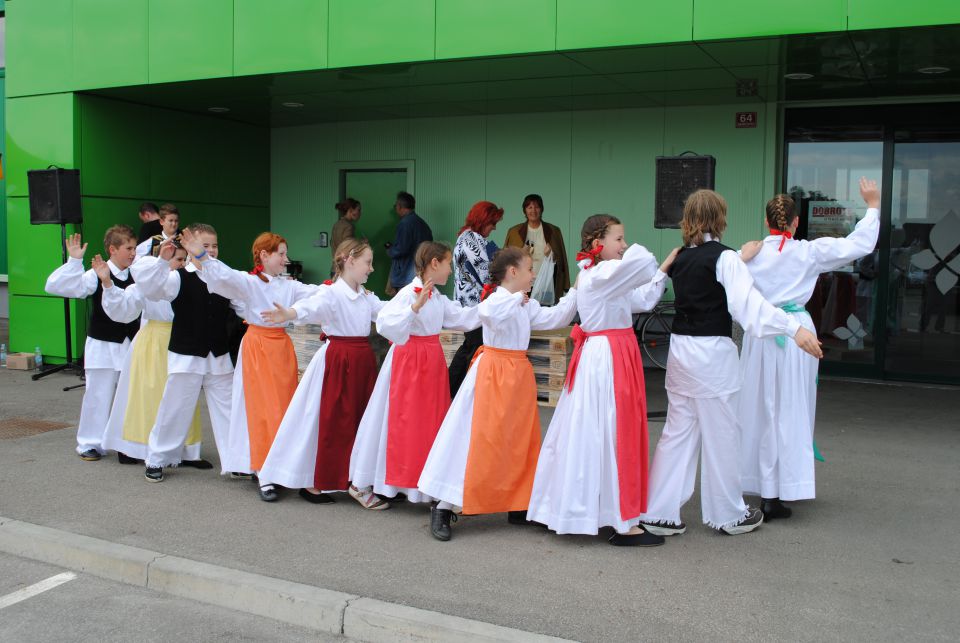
[503,194,570,304]
[330,199,361,276]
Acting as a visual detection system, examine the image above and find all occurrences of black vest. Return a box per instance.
[88,272,140,343]
[169,270,234,358]
[670,241,733,338]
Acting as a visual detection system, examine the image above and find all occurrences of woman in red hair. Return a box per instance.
[448,201,504,396]
[180,229,321,502]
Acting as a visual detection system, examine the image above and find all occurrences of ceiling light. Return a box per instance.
[281,101,305,108]
[918,66,950,75]
[208,107,230,113]
[784,72,814,80]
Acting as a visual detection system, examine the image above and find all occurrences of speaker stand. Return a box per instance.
[33,222,85,390]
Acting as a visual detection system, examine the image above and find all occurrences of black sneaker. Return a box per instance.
[507,511,546,528]
[608,530,665,547]
[640,520,687,536]
[230,471,254,480]
[117,452,143,465]
[259,484,278,502]
[761,498,792,521]
[299,488,336,504]
[145,466,164,483]
[430,504,457,541]
[180,459,214,470]
[720,507,764,535]
[79,449,102,461]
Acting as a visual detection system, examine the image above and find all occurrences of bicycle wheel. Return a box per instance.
[640,305,675,369]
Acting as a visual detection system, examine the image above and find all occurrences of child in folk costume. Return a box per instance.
[737,179,880,520]
[349,242,480,508]
[639,190,823,537]
[99,246,206,467]
[129,225,245,483]
[258,239,385,506]
[418,248,579,541]
[179,228,320,501]
[528,216,673,547]
[45,228,140,461]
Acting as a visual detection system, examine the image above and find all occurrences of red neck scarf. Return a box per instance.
[480,283,497,301]
[413,286,433,299]
[769,229,792,252]
[575,245,604,269]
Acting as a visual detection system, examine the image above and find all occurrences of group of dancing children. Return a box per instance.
[45,179,880,546]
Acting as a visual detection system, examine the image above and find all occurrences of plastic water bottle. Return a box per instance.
[1,343,6,367]
[35,346,43,371]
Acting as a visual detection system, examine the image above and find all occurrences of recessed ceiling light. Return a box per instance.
[208,107,230,113]
[918,66,950,74]
[281,101,304,108]
[784,72,814,80]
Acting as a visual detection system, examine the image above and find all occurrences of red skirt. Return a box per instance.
[315,336,377,490]
[385,335,450,488]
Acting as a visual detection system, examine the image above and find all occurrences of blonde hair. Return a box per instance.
[681,190,727,247]
[332,237,372,279]
[103,225,136,252]
[414,241,452,277]
[765,194,797,231]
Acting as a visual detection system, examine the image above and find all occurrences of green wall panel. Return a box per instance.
[0,75,7,276]
[79,97,150,198]
[9,294,88,358]
[436,0,556,60]
[848,0,960,30]
[73,0,149,90]
[328,0,436,68]
[5,0,73,97]
[6,197,81,296]
[556,0,693,50]
[693,1,847,40]
[148,0,234,83]
[234,0,329,76]
[5,94,77,198]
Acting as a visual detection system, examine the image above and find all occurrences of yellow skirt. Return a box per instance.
[122,320,202,446]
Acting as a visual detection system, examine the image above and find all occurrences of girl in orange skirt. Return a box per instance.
[418,248,579,540]
[180,229,320,501]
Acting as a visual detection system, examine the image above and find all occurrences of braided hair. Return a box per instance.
[765,194,797,231]
[580,214,622,252]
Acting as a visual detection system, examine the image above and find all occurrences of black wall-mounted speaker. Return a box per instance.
[654,155,716,229]
[28,169,83,225]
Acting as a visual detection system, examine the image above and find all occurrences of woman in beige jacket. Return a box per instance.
[503,194,570,303]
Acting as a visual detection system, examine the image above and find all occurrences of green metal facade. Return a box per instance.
[4,1,960,358]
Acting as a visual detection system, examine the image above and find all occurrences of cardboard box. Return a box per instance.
[5,352,37,370]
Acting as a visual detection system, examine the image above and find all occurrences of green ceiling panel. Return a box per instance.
[73,0,149,90]
[848,0,960,31]
[148,0,234,83]
[436,0,556,59]
[5,94,77,198]
[693,1,847,40]
[235,0,329,76]
[556,0,693,50]
[328,0,436,68]
[5,0,73,97]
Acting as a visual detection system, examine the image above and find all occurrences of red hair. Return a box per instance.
[251,232,286,282]
[459,201,504,235]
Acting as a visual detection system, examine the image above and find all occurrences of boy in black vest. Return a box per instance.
[639,190,822,536]
[136,203,180,257]
[45,226,141,460]
[131,223,244,483]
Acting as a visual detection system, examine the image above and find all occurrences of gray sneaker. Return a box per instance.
[641,520,687,536]
[720,507,763,535]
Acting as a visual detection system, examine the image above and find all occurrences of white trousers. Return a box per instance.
[77,368,120,454]
[641,391,749,530]
[145,372,232,468]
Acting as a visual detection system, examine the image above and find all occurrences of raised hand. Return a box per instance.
[739,241,763,263]
[793,327,823,359]
[66,233,87,260]
[259,302,297,324]
[412,279,433,313]
[178,228,206,259]
[157,237,177,262]
[660,246,682,271]
[91,254,112,285]
[522,292,530,305]
[859,177,880,210]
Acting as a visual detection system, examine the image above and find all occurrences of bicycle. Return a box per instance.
[636,301,675,370]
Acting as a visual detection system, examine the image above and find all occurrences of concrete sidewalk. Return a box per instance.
[0,364,958,641]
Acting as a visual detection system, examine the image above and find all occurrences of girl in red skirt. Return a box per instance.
[258,238,385,505]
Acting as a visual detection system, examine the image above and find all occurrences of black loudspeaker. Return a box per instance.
[654,155,716,229]
[28,169,83,225]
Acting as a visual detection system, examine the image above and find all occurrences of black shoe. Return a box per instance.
[299,488,335,504]
[608,530,665,547]
[382,492,406,504]
[259,484,278,502]
[230,471,254,480]
[117,452,143,465]
[640,520,687,536]
[761,498,792,521]
[79,449,101,461]
[180,459,214,470]
[720,506,764,535]
[507,510,546,527]
[430,505,458,541]
[145,466,164,483]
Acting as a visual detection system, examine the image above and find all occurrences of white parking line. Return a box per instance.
[0,572,77,610]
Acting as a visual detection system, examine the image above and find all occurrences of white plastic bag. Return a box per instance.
[530,254,556,306]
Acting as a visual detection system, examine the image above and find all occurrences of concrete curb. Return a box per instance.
[0,516,569,642]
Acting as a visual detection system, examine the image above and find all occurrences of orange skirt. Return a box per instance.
[241,325,299,471]
[462,346,541,514]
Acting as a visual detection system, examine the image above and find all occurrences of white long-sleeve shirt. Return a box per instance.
[292,278,385,335]
[575,244,659,332]
[376,276,481,345]
[478,286,578,350]
[101,283,174,324]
